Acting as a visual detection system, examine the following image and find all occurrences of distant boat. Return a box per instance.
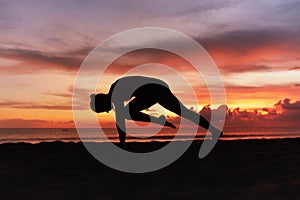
[62,129,69,132]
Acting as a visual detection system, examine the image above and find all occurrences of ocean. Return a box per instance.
[0,127,300,144]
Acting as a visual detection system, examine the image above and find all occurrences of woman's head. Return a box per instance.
[90,93,112,113]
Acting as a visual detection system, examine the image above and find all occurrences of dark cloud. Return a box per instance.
[199,29,300,53]
[99,0,235,20]
[289,66,300,70]
[0,45,93,74]
[0,101,71,110]
[276,98,300,110]
[1,28,299,75]
[198,30,300,74]
[0,86,91,111]
[225,85,266,91]
[0,48,81,70]
[99,48,196,75]
[87,28,300,75]
[194,28,300,73]
[0,118,73,128]
[221,64,272,73]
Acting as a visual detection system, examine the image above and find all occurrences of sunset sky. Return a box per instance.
[0,0,300,128]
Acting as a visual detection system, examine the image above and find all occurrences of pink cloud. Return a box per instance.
[168,98,300,128]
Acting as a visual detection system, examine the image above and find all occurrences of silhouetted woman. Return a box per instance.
[90,76,223,143]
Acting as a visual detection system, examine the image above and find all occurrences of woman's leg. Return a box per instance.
[125,97,175,128]
[158,89,222,135]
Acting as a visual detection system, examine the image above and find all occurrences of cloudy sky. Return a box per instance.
[0,0,300,127]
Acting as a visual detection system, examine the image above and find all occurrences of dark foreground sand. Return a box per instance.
[0,139,299,200]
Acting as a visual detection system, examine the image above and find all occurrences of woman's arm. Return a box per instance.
[115,103,126,144]
[107,80,118,97]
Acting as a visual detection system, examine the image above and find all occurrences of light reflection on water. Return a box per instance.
[0,127,299,144]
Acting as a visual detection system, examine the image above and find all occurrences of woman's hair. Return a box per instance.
[90,94,97,112]
[90,93,111,113]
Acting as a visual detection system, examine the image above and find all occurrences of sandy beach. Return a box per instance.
[0,139,299,200]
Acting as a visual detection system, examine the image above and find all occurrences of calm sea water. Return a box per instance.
[0,127,300,144]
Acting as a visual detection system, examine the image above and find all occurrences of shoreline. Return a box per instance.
[1,136,300,145]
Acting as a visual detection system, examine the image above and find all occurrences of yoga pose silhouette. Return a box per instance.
[90,76,223,143]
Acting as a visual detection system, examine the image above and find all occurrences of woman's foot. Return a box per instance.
[159,115,176,129]
[165,120,176,129]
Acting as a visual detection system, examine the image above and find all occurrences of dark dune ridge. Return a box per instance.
[0,139,299,200]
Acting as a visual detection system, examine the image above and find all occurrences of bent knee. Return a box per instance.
[127,107,140,120]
